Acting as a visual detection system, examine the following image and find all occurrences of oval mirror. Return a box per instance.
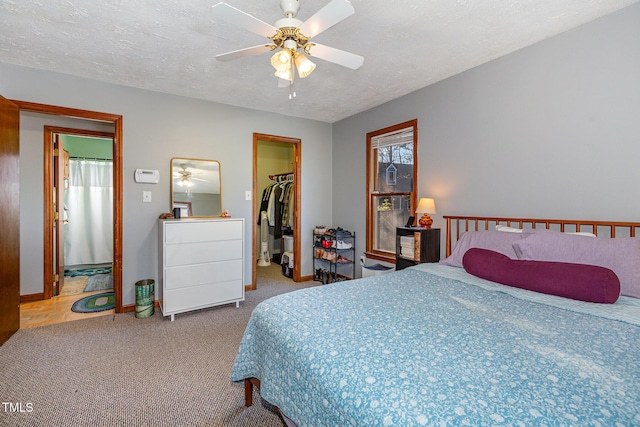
[171,157,222,217]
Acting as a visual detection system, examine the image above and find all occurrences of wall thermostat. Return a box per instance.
[134,169,160,184]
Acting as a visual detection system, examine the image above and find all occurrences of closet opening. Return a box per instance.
[252,134,301,289]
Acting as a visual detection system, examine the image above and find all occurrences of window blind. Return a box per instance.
[371,127,413,149]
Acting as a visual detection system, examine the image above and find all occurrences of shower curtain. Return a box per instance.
[64,159,113,266]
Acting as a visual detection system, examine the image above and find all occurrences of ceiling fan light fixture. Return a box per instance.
[178,177,193,188]
[274,67,293,82]
[271,48,292,71]
[212,1,364,89]
[294,52,315,78]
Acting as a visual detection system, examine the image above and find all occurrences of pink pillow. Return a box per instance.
[463,248,620,304]
[440,231,524,268]
[512,229,640,298]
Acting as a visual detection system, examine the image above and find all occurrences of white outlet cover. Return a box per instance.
[143,191,152,202]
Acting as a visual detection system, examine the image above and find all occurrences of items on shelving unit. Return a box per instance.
[399,235,415,259]
[395,227,441,271]
[313,226,355,284]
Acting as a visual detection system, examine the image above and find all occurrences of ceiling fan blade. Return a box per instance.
[298,0,355,38]
[307,43,363,70]
[212,2,278,39]
[215,44,274,62]
[191,177,210,182]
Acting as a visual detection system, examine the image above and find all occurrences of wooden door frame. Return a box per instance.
[43,126,116,300]
[252,133,301,290]
[12,100,124,313]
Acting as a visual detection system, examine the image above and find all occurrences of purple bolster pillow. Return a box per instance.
[462,248,620,304]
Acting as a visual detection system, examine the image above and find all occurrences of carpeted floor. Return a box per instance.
[0,264,316,427]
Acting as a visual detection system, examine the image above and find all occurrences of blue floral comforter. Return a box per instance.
[231,264,640,426]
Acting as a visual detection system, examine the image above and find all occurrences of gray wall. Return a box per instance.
[332,3,640,272]
[1,63,332,304]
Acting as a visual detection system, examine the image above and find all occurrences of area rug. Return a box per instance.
[65,266,112,277]
[83,274,114,292]
[59,276,88,296]
[71,292,115,313]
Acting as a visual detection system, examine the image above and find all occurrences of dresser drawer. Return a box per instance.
[165,239,242,267]
[164,219,242,244]
[165,259,243,290]
[164,279,244,313]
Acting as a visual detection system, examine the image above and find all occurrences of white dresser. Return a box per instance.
[158,217,245,321]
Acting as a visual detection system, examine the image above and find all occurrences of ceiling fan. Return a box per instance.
[212,0,364,95]
[173,165,209,188]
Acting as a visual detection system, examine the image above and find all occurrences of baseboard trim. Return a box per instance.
[298,275,314,282]
[121,300,161,313]
[20,293,44,303]
[121,304,135,313]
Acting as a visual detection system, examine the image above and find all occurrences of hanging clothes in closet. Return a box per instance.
[258,173,294,239]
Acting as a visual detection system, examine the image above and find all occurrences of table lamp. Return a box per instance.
[416,198,436,229]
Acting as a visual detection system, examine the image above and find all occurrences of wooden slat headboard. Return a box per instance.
[444,215,640,257]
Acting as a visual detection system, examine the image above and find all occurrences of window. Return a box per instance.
[366,119,417,262]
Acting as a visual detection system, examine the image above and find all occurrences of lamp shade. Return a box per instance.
[416,198,436,214]
[271,49,292,72]
[294,53,316,78]
[274,66,293,81]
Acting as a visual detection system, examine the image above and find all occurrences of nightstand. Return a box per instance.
[395,227,441,270]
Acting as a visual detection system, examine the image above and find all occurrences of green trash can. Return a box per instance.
[135,279,154,318]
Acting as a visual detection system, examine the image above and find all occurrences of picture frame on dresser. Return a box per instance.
[173,201,192,217]
[405,216,415,228]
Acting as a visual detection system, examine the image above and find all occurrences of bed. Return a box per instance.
[232,216,640,426]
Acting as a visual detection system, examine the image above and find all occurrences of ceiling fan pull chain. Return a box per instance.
[289,63,297,99]
[289,83,296,99]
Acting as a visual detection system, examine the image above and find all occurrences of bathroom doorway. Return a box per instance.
[44,127,115,301]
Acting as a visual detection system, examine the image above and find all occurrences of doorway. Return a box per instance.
[12,100,123,315]
[44,127,115,300]
[252,133,301,289]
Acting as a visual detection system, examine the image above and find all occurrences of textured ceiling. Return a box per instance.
[1,0,637,123]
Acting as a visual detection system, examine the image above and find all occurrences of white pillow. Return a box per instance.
[495,224,595,237]
[495,225,522,233]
